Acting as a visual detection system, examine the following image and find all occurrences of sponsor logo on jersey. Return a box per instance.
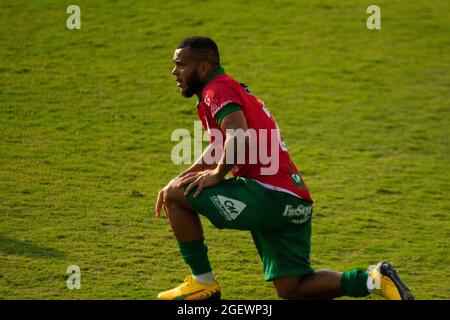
[283,204,312,224]
[211,100,232,117]
[210,195,247,221]
[291,173,302,185]
[204,94,211,107]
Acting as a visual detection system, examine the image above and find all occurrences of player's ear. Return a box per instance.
[198,61,210,81]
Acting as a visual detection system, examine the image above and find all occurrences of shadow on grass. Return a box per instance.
[0,235,66,259]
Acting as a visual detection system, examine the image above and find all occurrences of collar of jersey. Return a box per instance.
[197,67,226,106]
[205,67,225,86]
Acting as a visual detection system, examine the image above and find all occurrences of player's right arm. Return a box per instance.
[154,144,217,218]
[176,143,217,178]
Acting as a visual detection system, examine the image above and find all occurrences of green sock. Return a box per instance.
[178,237,212,276]
[341,269,370,297]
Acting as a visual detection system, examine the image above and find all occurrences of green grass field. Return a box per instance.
[0,0,449,299]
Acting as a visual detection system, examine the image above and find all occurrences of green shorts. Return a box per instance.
[186,176,314,281]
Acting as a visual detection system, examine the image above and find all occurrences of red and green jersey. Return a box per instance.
[197,68,313,203]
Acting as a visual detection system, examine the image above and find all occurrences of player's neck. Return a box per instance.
[195,90,203,100]
[195,66,221,99]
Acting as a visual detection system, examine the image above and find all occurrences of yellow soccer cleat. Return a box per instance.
[367,261,414,300]
[157,275,221,300]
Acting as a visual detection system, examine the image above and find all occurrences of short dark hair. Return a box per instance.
[177,36,220,67]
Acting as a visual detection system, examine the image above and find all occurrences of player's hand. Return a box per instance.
[176,169,222,198]
[155,176,185,218]
[155,187,167,219]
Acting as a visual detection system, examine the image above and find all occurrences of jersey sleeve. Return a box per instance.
[215,103,241,124]
[203,81,242,125]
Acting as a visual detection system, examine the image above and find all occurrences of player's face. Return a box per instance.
[172,48,204,98]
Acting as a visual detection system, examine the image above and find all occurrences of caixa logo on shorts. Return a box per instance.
[210,195,247,221]
[283,204,312,224]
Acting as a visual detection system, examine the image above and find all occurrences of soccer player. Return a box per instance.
[154,36,414,300]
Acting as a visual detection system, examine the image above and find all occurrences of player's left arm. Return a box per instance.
[176,109,249,197]
[213,110,249,179]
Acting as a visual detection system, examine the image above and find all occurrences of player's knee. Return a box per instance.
[274,277,308,300]
[277,286,310,300]
[164,180,186,207]
[276,286,298,300]
[275,287,288,299]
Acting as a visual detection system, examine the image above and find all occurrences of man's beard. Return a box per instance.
[182,71,204,98]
